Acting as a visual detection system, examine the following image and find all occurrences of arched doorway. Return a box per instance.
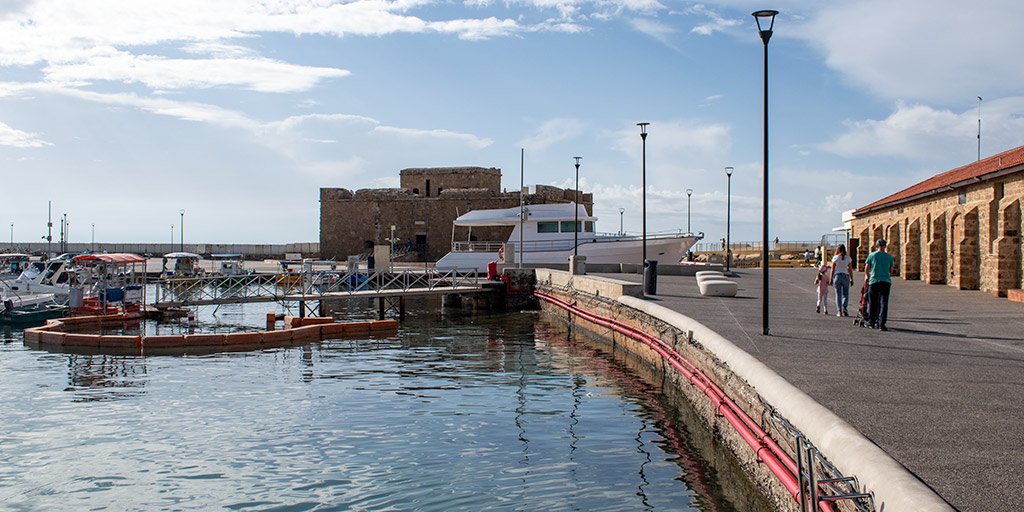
[904,219,922,280]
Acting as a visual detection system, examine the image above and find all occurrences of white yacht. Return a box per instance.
[436,203,701,272]
[6,257,77,297]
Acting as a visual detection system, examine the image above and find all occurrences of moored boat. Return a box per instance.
[436,203,701,272]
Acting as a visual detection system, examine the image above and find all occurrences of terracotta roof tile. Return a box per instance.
[854,145,1024,215]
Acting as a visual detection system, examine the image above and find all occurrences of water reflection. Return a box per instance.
[0,299,764,511]
[64,354,148,402]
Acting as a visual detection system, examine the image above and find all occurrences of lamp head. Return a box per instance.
[637,122,649,138]
[573,156,582,168]
[752,9,779,44]
[686,188,693,197]
[619,207,625,214]
[179,209,185,215]
[725,166,734,177]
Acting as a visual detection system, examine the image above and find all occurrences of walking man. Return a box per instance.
[864,238,894,331]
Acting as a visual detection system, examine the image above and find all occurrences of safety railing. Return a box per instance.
[154,268,481,307]
[776,416,876,512]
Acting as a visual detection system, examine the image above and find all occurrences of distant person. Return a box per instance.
[829,244,853,317]
[773,236,780,248]
[803,249,811,264]
[814,246,821,263]
[864,239,894,331]
[814,262,831,314]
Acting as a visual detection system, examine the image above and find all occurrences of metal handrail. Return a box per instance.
[452,232,699,254]
[155,269,481,307]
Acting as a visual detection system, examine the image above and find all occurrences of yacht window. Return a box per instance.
[585,221,594,232]
[537,222,559,233]
[560,221,582,233]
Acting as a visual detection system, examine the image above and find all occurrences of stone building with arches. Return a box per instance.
[850,145,1024,297]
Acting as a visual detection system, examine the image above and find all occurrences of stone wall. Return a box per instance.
[851,172,1024,296]
[399,167,501,197]
[320,174,593,261]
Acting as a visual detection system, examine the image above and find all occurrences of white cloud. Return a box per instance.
[611,119,731,161]
[373,125,493,150]
[43,51,350,93]
[795,0,1024,102]
[517,118,585,151]
[627,17,675,46]
[0,121,51,148]
[684,4,741,36]
[819,97,1024,161]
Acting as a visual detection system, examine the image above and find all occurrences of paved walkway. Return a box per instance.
[598,268,1024,512]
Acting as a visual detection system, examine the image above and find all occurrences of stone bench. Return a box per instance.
[698,279,738,297]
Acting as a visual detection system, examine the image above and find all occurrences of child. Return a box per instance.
[814,263,830,314]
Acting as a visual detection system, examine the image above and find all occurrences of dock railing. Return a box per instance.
[153,268,481,308]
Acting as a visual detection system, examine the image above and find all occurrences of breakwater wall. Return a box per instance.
[15,242,319,259]
[23,313,396,354]
[535,269,954,512]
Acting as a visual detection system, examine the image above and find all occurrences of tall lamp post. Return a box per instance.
[686,188,693,234]
[91,223,95,252]
[619,208,625,236]
[754,9,778,336]
[638,122,654,295]
[725,166,734,272]
[9,222,13,249]
[573,156,582,258]
[179,209,185,252]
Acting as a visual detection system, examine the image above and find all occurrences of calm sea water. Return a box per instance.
[0,298,757,511]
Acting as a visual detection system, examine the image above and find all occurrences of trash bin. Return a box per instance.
[643,259,658,295]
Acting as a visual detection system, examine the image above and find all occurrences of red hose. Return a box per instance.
[535,290,834,511]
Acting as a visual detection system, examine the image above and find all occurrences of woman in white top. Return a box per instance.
[829,244,854,316]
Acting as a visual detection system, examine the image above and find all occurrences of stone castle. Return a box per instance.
[319,167,592,261]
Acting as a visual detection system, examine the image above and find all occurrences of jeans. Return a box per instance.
[832,273,850,312]
[868,281,891,328]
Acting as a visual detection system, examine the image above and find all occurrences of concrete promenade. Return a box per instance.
[598,268,1024,512]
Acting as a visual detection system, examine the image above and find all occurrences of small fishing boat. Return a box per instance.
[0,253,32,283]
[0,291,66,327]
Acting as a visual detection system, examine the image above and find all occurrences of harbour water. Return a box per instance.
[0,298,767,511]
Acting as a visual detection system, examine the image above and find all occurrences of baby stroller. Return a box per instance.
[853,278,871,327]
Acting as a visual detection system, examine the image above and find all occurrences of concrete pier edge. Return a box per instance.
[617,295,956,512]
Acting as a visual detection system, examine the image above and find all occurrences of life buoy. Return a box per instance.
[497,245,505,262]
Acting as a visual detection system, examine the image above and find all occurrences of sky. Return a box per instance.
[2,0,1023,245]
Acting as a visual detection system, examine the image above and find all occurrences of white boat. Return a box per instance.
[209,253,253,277]
[162,252,204,278]
[436,203,702,272]
[5,257,77,297]
[0,253,32,283]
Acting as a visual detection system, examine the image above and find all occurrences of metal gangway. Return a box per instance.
[152,268,484,309]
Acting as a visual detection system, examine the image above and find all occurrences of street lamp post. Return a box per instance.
[638,122,654,295]
[686,188,693,234]
[754,9,778,336]
[573,156,582,258]
[91,223,95,252]
[179,209,185,252]
[9,222,13,249]
[170,225,174,246]
[725,166,734,272]
[619,208,625,236]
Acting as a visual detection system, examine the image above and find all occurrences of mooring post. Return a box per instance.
[378,298,385,320]
[298,300,306,318]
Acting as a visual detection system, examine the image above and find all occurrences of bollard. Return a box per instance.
[266,312,276,331]
[569,255,587,276]
[643,259,658,296]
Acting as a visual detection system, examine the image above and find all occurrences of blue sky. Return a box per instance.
[2,0,1023,245]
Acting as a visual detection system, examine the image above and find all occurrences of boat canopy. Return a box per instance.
[75,253,146,264]
[211,253,243,259]
[453,203,595,227]
[163,252,202,259]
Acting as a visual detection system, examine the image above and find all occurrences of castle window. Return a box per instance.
[958,190,966,204]
[412,188,419,195]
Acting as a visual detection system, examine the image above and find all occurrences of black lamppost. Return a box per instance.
[573,156,582,258]
[725,166,734,272]
[619,207,625,236]
[91,223,95,252]
[754,9,778,336]
[638,122,654,295]
[686,188,693,234]
[179,209,185,252]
